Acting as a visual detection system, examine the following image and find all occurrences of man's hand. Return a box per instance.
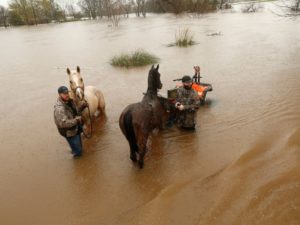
[82,101,89,108]
[78,101,89,112]
[175,102,184,111]
[178,104,184,111]
[75,116,83,124]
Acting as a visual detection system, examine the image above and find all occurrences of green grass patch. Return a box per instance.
[169,28,196,47]
[110,50,160,67]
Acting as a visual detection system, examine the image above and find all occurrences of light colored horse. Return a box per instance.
[66,66,105,136]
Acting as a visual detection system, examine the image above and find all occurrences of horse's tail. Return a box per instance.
[122,110,138,153]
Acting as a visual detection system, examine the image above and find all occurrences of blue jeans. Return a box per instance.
[66,134,83,157]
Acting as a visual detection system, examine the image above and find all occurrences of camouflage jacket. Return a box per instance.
[176,87,200,111]
[54,98,79,137]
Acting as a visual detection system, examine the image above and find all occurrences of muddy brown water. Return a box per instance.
[0,6,299,225]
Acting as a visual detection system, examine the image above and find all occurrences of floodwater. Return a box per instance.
[0,4,299,225]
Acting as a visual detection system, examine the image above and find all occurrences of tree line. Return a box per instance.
[1,0,299,27]
[0,0,222,26]
[0,0,66,26]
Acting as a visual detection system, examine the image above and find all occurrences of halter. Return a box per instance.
[74,86,84,94]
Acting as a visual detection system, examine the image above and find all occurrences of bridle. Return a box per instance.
[74,85,84,96]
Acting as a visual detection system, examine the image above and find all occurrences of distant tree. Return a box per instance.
[160,0,185,14]
[34,0,65,23]
[191,0,218,13]
[146,0,165,13]
[39,0,53,22]
[29,0,38,25]
[8,0,66,25]
[147,0,217,14]
[78,0,102,19]
[65,3,76,17]
[0,5,9,27]
[274,0,300,16]
[8,9,24,25]
[9,0,30,25]
[102,0,126,18]
[122,1,133,17]
[241,2,263,13]
[109,0,127,26]
[295,0,300,11]
[219,0,231,9]
[78,0,133,20]
[136,0,146,17]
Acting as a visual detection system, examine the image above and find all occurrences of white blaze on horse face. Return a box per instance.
[69,70,84,100]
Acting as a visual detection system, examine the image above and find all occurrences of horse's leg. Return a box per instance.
[81,111,92,136]
[136,131,149,169]
[95,90,105,114]
[120,110,138,163]
[129,142,138,162]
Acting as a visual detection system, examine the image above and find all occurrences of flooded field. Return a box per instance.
[0,4,299,225]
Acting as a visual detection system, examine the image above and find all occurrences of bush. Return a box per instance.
[110,50,159,67]
[171,28,196,47]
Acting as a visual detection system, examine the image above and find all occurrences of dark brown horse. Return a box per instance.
[119,65,166,168]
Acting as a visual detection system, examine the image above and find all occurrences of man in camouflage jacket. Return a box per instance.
[175,75,200,129]
[54,86,87,157]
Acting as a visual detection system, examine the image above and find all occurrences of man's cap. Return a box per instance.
[58,86,69,94]
[182,75,192,83]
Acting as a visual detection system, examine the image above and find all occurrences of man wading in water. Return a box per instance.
[175,75,200,130]
[54,86,87,157]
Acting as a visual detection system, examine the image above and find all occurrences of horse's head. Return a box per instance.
[66,66,85,100]
[148,64,162,93]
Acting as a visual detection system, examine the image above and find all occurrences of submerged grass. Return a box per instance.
[110,50,159,67]
[168,28,196,47]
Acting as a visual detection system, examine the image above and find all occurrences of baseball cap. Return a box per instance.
[58,86,69,94]
[182,75,192,83]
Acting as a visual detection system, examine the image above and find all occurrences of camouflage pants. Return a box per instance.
[177,110,196,129]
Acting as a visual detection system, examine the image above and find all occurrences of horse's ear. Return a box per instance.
[77,66,80,73]
[66,68,71,75]
[151,65,154,70]
[156,64,159,71]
